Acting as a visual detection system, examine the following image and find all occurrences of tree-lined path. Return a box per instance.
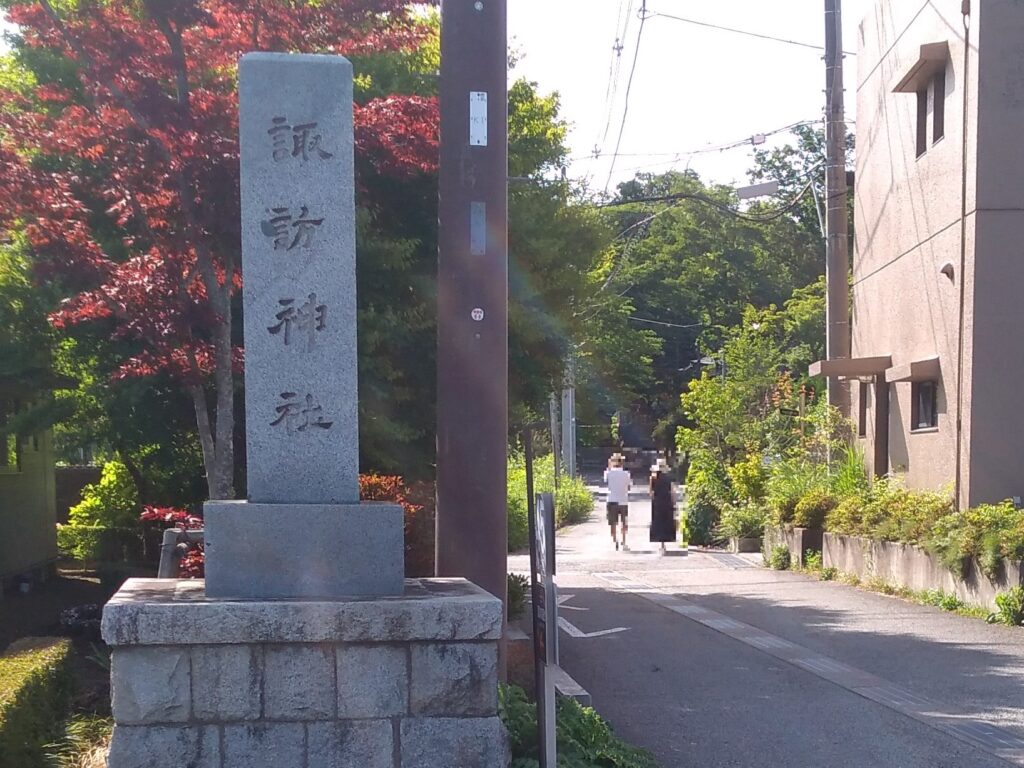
[511,481,1024,768]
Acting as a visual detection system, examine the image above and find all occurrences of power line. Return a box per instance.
[604,1,648,194]
[628,316,704,329]
[597,177,816,224]
[647,10,857,55]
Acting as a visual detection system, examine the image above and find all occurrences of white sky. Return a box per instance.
[3,1,870,194]
[508,0,870,195]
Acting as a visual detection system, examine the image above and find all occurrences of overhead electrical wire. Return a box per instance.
[646,9,856,55]
[603,0,648,194]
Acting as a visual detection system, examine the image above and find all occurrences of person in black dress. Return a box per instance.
[649,456,677,554]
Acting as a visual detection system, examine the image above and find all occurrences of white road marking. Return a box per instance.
[557,615,630,639]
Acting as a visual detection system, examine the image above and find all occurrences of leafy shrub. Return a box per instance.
[507,453,590,552]
[0,637,73,768]
[556,476,595,527]
[804,550,823,571]
[766,458,826,527]
[508,573,529,620]
[928,501,1024,579]
[56,525,144,563]
[824,493,869,536]
[792,488,836,530]
[919,589,966,612]
[820,566,838,581]
[726,453,768,504]
[767,545,791,571]
[829,445,870,499]
[507,494,530,553]
[499,684,658,768]
[685,490,722,546]
[988,587,1024,626]
[716,504,766,540]
[865,484,951,545]
[67,461,139,528]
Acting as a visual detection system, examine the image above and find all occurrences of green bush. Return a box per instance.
[766,458,826,527]
[67,460,139,528]
[0,637,73,768]
[865,483,951,545]
[507,453,593,552]
[988,587,1024,626]
[804,550,823,571]
[792,489,837,530]
[824,493,870,536]
[829,445,870,499]
[508,573,529,620]
[716,504,766,540]
[766,545,791,571]
[928,501,1024,579]
[56,524,144,563]
[55,524,145,565]
[499,684,658,768]
[726,452,768,504]
[555,475,595,527]
[507,494,530,553]
[685,490,722,546]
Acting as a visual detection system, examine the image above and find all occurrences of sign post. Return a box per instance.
[525,427,557,767]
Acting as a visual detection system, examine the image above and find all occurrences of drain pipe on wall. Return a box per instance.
[954,0,971,511]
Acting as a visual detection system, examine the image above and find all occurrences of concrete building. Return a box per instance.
[0,383,57,586]
[813,0,1024,508]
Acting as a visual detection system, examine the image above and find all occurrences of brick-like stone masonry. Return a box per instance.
[103,579,510,768]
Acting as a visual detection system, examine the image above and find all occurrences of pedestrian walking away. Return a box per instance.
[649,456,677,554]
[604,453,631,551]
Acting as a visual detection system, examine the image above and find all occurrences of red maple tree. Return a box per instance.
[0,0,438,498]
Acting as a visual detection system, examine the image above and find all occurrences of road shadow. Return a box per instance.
[556,584,1018,768]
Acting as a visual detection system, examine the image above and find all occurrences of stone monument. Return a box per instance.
[102,53,510,768]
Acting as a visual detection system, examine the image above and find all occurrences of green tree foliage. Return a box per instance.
[596,168,824,446]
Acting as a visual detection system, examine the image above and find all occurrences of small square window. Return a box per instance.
[916,89,928,157]
[911,381,938,431]
[858,382,869,437]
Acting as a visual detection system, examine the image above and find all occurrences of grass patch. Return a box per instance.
[0,637,74,768]
[500,684,658,767]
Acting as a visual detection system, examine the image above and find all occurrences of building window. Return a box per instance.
[933,69,946,144]
[916,89,928,157]
[911,381,938,431]
[858,382,869,437]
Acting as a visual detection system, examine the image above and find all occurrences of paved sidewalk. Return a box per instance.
[511,481,1024,768]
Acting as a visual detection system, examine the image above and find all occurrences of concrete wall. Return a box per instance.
[0,430,57,580]
[823,533,1024,610]
[853,1,980,500]
[964,0,1024,506]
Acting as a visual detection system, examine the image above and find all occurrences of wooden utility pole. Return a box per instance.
[435,0,509,612]
[824,0,851,416]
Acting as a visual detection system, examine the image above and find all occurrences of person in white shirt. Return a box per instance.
[603,453,632,551]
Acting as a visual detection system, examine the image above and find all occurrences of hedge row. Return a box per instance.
[0,637,73,768]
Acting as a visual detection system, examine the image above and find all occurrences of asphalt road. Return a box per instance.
[509,481,1024,768]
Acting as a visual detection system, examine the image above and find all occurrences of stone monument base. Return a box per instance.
[102,578,510,768]
[203,501,404,598]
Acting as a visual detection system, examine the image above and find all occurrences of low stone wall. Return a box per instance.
[103,578,510,768]
[823,533,1024,610]
[764,527,823,568]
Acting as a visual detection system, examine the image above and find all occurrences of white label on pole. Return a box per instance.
[470,92,488,146]
[471,308,485,321]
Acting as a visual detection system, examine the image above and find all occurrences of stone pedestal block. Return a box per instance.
[203,501,404,598]
[103,578,509,768]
